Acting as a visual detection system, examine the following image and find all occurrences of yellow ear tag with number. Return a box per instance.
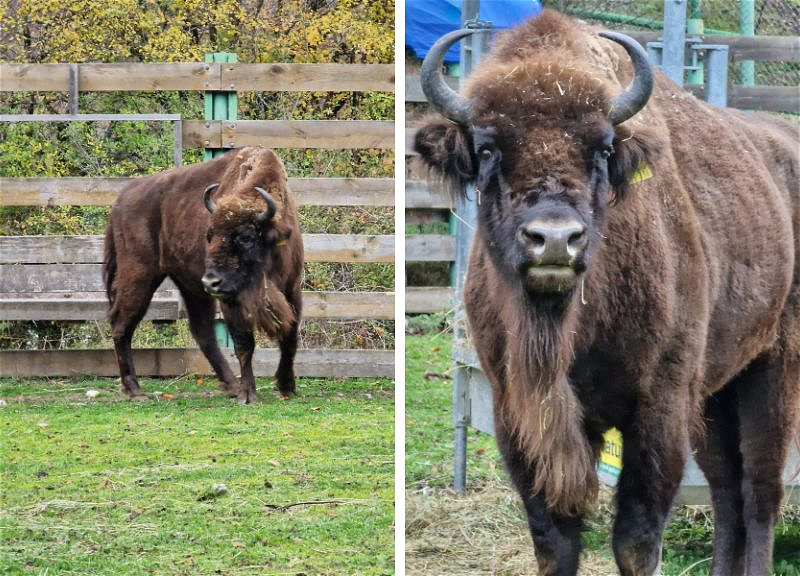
[628,162,653,185]
[275,239,287,247]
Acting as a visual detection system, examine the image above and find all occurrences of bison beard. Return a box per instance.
[500,296,597,515]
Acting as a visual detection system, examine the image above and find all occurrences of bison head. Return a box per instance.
[200,151,292,300]
[415,27,655,298]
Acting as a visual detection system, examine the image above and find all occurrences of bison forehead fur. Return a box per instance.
[415,9,799,576]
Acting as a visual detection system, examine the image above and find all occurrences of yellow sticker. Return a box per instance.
[628,162,653,185]
[599,427,623,477]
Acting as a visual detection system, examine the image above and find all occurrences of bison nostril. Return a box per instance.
[529,232,546,250]
[202,273,222,291]
[567,229,588,254]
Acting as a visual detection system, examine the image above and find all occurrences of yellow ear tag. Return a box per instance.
[628,162,653,185]
[275,239,287,247]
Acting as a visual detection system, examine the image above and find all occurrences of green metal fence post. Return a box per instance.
[739,0,755,86]
[686,0,704,86]
[204,52,238,347]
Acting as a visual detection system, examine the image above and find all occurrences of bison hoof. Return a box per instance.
[237,391,258,405]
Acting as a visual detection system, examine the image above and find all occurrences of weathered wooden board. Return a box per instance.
[190,120,395,150]
[0,348,394,378]
[728,85,800,113]
[405,234,455,262]
[0,294,181,322]
[80,63,221,91]
[624,32,800,63]
[0,177,394,207]
[0,234,394,265]
[405,74,459,103]
[405,180,451,209]
[222,63,394,92]
[405,286,454,314]
[0,64,72,92]
[406,209,449,226]
[1,63,395,93]
[686,84,800,113]
[0,290,393,321]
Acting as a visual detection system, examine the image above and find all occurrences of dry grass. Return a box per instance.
[406,478,619,576]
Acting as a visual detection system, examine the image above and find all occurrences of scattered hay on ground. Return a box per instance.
[405,478,619,576]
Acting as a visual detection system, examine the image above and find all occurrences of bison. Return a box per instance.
[103,147,303,404]
[414,10,799,576]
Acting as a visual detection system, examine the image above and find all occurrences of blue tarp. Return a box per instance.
[406,1,543,63]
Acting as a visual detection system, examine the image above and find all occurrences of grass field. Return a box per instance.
[405,330,800,576]
[0,375,394,576]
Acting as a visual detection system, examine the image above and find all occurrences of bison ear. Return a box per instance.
[414,119,476,190]
[608,126,659,203]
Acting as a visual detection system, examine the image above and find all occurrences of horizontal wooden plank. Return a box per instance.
[625,31,800,62]
[729,85,800,113]
[81,63,221,91]
[223,63,394,92]
[192,120,394,150]
[0,234,394,266]
[406,209,449,226]
[0,64,72,92]
[405,180,451,209]
[405,286,454,314]
[1,63,396,93]
[0,294,181,322]
[686,84,800,112]
[406,74,459,103]
[0,177,394,207]
[405,234,455,262]
[0,291,393,321]
[0,348,394,378]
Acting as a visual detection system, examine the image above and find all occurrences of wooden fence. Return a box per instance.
[404,31,799,316]
[0,62,394,379]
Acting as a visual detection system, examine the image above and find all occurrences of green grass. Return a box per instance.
[0,376,394,576]
[404,332,496,489]
[405,329,800,575]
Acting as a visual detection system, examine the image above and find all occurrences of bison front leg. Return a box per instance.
[228,324,257,404]
[275,319,298,397]
[275,286,301,398]
[494,410,583,576]
[612,397,690,576]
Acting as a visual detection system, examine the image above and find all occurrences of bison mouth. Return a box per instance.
[521,263,579,294]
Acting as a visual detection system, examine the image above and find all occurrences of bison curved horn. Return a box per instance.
[203,183,220,214]
[420,28,477,125]
[253,187,277,224]
[599,31,654,125]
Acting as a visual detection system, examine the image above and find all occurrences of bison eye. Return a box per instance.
[235,232,255,249]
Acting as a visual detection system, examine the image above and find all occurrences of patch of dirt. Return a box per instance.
[405,479,619,576]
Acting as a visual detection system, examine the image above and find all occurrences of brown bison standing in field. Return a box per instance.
[415,10,799,576]
[104,147,303,404]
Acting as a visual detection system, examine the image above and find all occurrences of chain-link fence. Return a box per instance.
[542,0,799,88]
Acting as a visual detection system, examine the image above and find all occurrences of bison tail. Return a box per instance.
[102,226,117,304]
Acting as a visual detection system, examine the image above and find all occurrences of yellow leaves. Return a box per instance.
[3,0,392,65]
